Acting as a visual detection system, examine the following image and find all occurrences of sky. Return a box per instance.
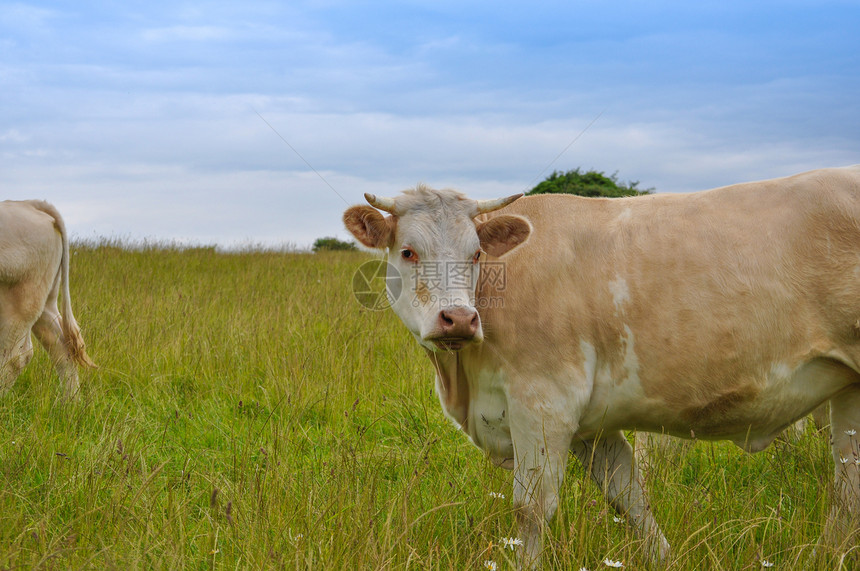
[2,1,859,249]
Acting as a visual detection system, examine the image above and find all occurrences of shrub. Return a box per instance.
[312,236,357,252]
[527,168,653,197]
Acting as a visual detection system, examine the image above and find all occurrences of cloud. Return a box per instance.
[4,94,853,250]
[140,25,234,43]
[0,3,58,30]
[1,1,856,248]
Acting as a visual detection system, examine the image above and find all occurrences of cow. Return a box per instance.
[0,200,95,400]
[343,166,860,568]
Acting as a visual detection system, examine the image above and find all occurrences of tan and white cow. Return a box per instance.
[344,166,860,568]
[0,200,94,399]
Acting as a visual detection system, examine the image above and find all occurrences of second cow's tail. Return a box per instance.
[30,200,96,368]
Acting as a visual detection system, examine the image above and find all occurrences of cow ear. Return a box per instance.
[476,214,531,257]
[343,205,395,249]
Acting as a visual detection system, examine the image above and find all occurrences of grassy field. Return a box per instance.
[0,244,854,569]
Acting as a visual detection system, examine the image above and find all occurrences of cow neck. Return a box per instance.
[424,348,470,431]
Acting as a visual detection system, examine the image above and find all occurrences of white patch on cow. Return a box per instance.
[768,362,793,381]
[577,333,650,435]
[580,340,597,384]
[608,276,630,314]
[620,325,640,384]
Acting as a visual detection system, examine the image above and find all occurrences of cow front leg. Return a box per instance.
[509,411,572,569]
[826,387,860,547]
[572,431,670,564]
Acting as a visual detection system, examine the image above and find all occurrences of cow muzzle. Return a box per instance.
[425,306,481,351]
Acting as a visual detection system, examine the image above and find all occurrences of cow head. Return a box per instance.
[344,185,531,352]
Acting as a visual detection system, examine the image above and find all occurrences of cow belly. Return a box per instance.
[688,358,854,444]
[586,357,856,450]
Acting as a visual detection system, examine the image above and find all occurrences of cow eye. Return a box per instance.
[400,248,417,262]
[473,250,482,263]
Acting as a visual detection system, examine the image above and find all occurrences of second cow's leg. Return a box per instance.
[32,301,80,400]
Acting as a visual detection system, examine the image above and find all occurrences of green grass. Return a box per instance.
[0,244,854,569]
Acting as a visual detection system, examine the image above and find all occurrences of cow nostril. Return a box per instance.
[438,308,479,337]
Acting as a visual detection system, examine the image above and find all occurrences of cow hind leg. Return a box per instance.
[0,287,38,396]
[826,385,860,548]
[0,330,34,396]
[32,302,80,400]
[572,431,670,565]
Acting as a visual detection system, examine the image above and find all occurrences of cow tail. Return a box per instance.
[31,201,96,368]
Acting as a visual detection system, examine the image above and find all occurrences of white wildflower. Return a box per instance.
[840,457,850,464]
[603,558,624,568]
[845,429,857,436]
[488,492,505,499]
[288,528,303,542]
[612,516,625,523]
[761,561,774,568]
[501,537,523,550]
[483,561,498,571]
[580,568,590,571]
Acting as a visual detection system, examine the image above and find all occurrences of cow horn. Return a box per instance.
[474,193,523,215]
[364,193,398,214]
